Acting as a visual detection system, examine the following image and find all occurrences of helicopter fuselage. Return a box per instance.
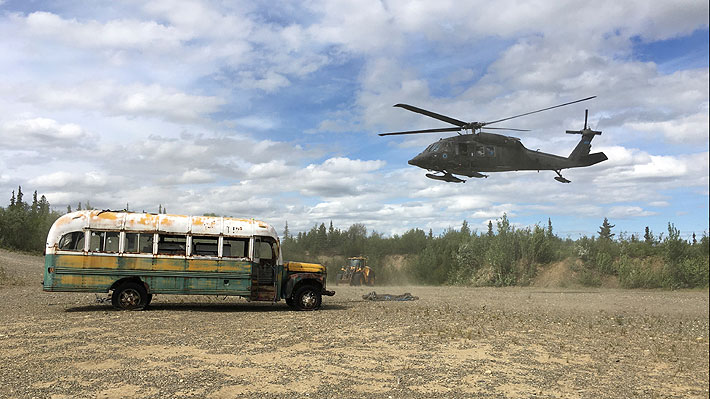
[407,132,603,177]
[380,98,607,183]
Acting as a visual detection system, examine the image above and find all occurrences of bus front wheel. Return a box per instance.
[292,285,322,311]
[111,282,148,310]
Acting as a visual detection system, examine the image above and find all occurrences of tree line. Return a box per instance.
[283,216,708,289]
[0,186,63,253]
[1,187,707,288]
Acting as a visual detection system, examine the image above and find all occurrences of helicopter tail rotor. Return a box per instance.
[566,109,602,136]
[566,109,606,162]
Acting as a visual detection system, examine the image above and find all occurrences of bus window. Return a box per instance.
[58,231,84,251]
[89,231,120,253]
[105,232,119,253]
[192,236,218,257]
[258,241,275,260]
[223,237,248,258]
[125,233,153,254]
[157,234,186,256]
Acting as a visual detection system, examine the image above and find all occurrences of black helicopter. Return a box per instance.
[379,96,607,183]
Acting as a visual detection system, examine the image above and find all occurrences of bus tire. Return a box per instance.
[111,282,148,310]
[292,284,322,311]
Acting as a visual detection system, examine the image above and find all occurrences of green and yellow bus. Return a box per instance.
[43,210,334,310]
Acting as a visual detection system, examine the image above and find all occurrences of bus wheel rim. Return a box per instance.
[301,292,316,308]
[120,289,140,308]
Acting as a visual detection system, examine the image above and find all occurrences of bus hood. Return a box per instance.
[284,261,326,273]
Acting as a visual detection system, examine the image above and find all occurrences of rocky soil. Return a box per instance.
[1,249,708,398]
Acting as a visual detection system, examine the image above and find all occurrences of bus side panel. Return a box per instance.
[120,256,154,270]
[150,257,187,292]
[214,260,252,295]
[143,259,251,295]
[45,254,252,296]
[43,254,55,290]
[47,254,116,292]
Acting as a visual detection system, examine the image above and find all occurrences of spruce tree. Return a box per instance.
[598,217,615,241]
[283,221,291,241]
[461,220,470,236]
[644,226,653,244]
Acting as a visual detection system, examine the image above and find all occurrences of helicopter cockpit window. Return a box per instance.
[476,146,485,157]
[486,146,495,157]
[430,143,441,152]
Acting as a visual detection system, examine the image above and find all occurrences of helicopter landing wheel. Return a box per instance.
[554,170,571,183]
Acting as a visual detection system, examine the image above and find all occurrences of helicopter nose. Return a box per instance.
[408,153,425,168]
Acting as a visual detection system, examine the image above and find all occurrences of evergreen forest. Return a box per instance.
[1,187,708,289]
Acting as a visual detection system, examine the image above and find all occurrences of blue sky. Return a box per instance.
[0,0,708,240]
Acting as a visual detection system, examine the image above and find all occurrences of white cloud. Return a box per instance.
[9,81,225,123]
[608,206,656,219]
[28,171,112,189]
[0,1,707,238]
[21,11,187,51]
[626,109,710,143]
[168,169,215,185]
[1,117,91,148]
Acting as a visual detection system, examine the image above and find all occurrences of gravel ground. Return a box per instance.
[0,249,708,398]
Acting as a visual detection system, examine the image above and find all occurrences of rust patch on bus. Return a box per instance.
[95,212,118,220]
[55,255,86,269]
[220,261,251,273]
[153,258,186,272]
[188,259,219,272]
[159,215,174,227]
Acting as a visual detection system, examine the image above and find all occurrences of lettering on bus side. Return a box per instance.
[226,226,243,234]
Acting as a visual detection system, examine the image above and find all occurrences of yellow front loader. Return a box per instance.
[335,256,375,286]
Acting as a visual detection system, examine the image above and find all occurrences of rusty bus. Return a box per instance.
[43,210,334,310]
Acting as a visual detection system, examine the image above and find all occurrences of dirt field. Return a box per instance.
[1,249,708,398]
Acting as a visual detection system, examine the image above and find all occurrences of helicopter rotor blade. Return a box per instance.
[379,127,462,136]
[584,109,589,129]
[483,127,531,132]
[394,104,468,127]
[483,96,596,127]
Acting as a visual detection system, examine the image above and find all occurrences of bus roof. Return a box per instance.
[46,210,278,247]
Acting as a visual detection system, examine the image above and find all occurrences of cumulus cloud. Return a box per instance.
[21,11,186,51]
[28,171,113,189]
[608,206,656,219]
[0,1,707,237]
[626,109,710,143]
[10,81,225,123]
[1,117,92,148]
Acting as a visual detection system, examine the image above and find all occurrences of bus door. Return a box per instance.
[251,237,277,301]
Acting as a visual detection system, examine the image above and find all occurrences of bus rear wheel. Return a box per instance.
[111,282,148,310]
[292,285,322,311]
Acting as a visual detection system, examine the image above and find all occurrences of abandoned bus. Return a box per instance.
[43,210,334,310]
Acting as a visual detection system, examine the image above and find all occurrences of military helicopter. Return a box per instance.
[379,96,607,183]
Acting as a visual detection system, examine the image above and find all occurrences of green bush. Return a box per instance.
[671,256,709,289]
[617,256,663,288]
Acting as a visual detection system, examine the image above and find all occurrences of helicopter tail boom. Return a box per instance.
[573,152,608,167]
